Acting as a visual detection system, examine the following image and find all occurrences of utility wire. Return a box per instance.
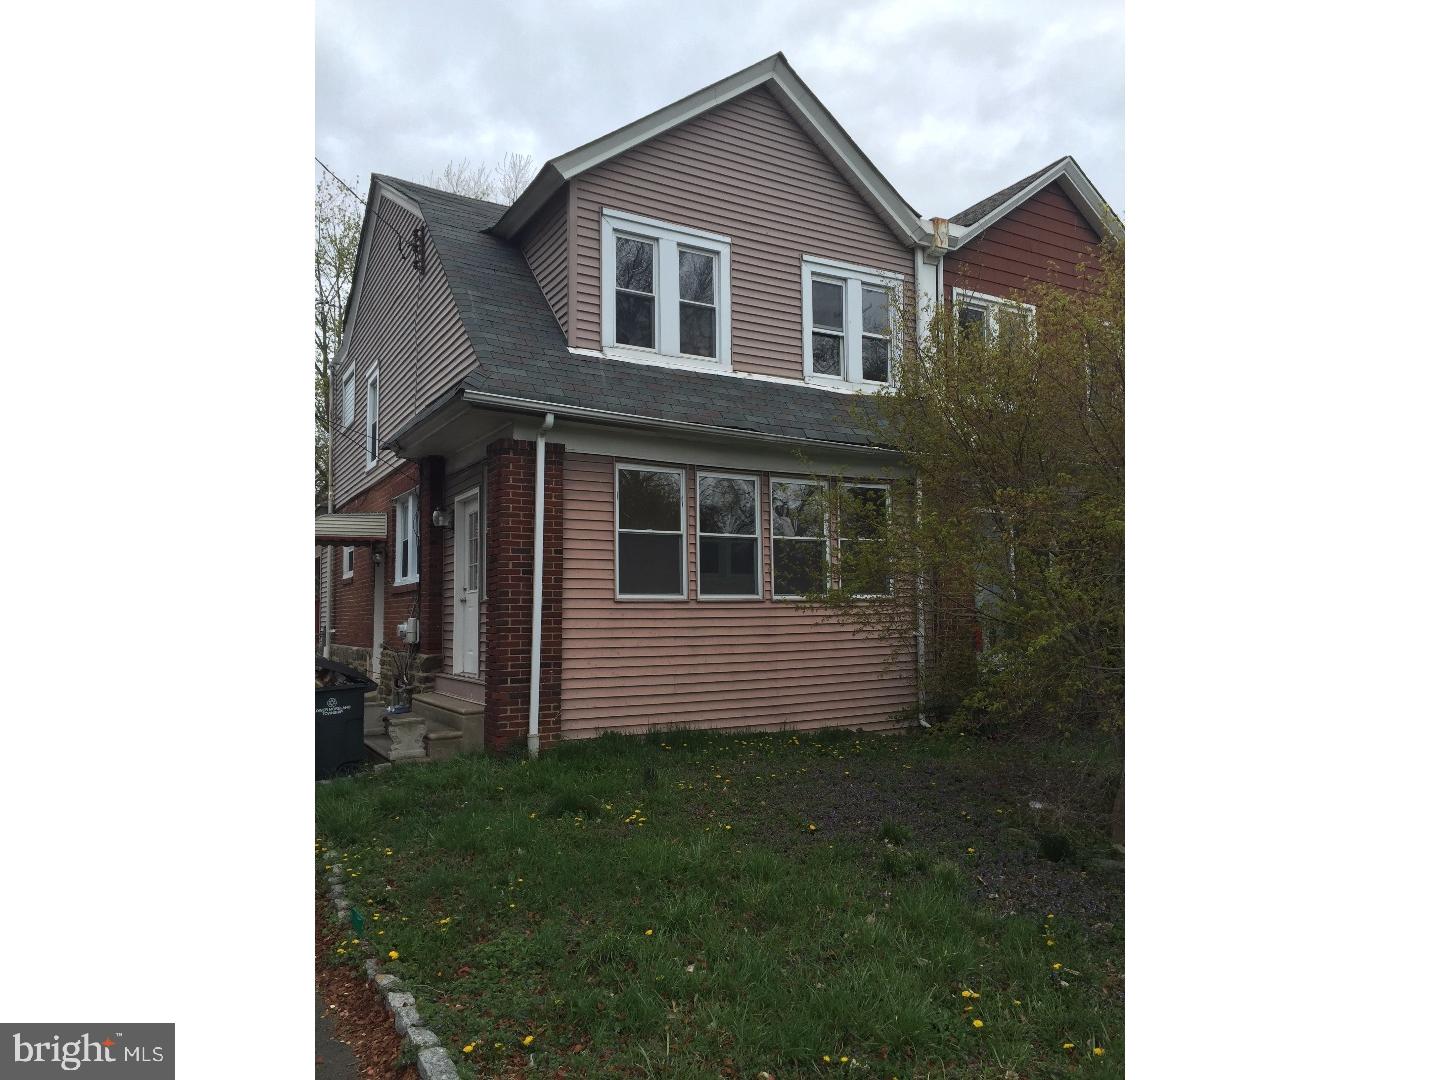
[315,156,418,254]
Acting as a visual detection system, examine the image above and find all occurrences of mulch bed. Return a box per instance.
[316,900,420,1080]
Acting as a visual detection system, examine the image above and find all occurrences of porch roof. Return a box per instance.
[315,512,388,544]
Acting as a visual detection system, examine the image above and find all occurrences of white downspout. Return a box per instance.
[528,412,556,758]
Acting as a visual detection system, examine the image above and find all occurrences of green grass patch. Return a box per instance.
[318,729,1122,1078]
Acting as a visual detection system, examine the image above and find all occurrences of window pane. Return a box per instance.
[680,302,716,357]
[812,278,843,330]
[615,236,653,292]
[959,304,988,337]
[618,469,681,531]
[615,291,655,348]
[862,285,889,335]
[844,487,887,539]
[466,509,480,590]
[699,475,755,535]
[678,249,714,304]
[619,532,683,595]
[772,481,824,538]
[774,538,825,596]
[812,332,842,376]
[699,536,757,595]
[840,539,889,595]
[862,337,889,382]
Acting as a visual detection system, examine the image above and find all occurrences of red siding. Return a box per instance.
[946,182,1103,301]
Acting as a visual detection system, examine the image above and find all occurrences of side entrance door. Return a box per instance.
[454,490,483,676]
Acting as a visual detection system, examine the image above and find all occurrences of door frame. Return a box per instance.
[451,485,484,676]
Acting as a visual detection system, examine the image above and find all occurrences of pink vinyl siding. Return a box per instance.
[520,190,569,337]
[560,452,915,738]
[569,85,913,380]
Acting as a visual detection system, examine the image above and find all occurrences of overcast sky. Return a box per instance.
[316,0,1123,220]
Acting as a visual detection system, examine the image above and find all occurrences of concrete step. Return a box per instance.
[433,673,485,704]
[411,692,485,755]
[424,726,465,761]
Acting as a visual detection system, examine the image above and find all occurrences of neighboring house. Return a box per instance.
[315,52,1122,757]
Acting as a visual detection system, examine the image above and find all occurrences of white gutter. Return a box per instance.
[527,412,556,758]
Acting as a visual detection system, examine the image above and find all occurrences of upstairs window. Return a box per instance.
[365,367,379,468]
[340,368,355,427]
[952,289,1037,344]
[802,257,899,387]
[616,464,686,598]
[697,473,759,598]
[771,478,827,598]
[602,210,731,369]
[394,490,419,585]
[840,483,891,597]
[342,545,355,579]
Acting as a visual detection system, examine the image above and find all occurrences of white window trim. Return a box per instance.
[340,367,355,428]
[601,209,732,372]
[614,462,688,600]
[393,489,420,586]
[951,288,1037,343]
[696,471,762,601]
[769,476,829,600]
[802,256,902,389]
[341,545,355,580]
[364,365,380,470]
[452,484,485,601]
[841,481,892,598]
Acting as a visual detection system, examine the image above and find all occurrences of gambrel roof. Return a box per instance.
[376,175,887,453]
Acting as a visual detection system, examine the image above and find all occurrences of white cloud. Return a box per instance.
[316,0,1123,217]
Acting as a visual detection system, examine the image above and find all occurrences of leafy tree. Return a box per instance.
[314,171,363,510]
[817,245,1124,740]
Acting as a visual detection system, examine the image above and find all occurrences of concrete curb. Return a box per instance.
[321,850,461,1080]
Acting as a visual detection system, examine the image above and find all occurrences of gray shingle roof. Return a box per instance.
[949,158,1066,226]
[377,175,887,449]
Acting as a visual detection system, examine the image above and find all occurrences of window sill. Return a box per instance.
[603,344,730,373]
[391,580,419,594]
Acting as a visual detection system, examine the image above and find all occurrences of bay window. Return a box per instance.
[697,473,759,598]
[616,464,686,597]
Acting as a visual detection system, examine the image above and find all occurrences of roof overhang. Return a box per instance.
[384,386,898,464]
[947,157,1123,252]
[492,52,930,248]
[315,512,388,544]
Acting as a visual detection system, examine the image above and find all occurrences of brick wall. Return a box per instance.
[323,460,447,697]
[483,438,565,753]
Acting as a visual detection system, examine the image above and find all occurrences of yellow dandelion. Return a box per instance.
[972,1019,984,1029]
[1093,1047,1104,1057]
[335,947,347,955]
[387,949,399,960]
[439,917,451,925]
[1013,999,1022,1006]
[822,1055,832,1064]
[961,989,972,998]
[645,928,654,936]
[462,1044,474,1054]
[1063,1042,1074,1050]
[808,824,817,831]
[522,1034,535,1047]
[1052,962,1062,970]
[494,1042,503,1050]
[1047,939,1056,946]
[840,1056,849,1063]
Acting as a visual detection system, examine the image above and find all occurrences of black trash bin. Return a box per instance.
[315,657,378,780]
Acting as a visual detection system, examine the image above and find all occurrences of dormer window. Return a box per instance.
[802,256,900,388]
[601,210,731,370]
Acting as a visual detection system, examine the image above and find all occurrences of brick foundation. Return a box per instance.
[483,438,565,753]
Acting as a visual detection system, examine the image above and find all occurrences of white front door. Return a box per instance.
[454,491,482,675]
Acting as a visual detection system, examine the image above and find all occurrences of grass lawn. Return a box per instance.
[317,728,1123,1078]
